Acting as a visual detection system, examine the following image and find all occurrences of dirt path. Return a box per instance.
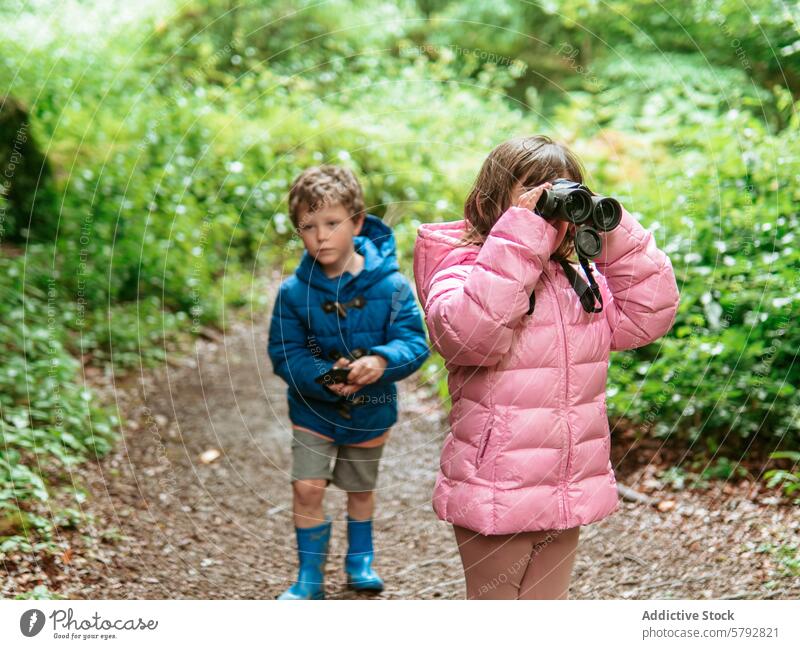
[12,314,798,600]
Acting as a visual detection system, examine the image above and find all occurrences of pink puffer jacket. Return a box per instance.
[413,205,680,534]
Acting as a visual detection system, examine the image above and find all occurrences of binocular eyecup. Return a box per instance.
[534,178,622,259]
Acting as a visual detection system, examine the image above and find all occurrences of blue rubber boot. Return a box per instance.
[345,516,385,592]
[277,518,332,600]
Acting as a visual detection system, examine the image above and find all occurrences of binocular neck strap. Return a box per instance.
[558,257,604,314]
[579,256,604,313]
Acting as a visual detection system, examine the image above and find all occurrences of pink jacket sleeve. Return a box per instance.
[594,207,680,351]
[425,206,559,366]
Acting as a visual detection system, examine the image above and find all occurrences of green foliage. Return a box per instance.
[411,0,800,102]
[0,247,118,556]
[594,103,800,453]
[755,542,800,577]
[14,584,66,600]
[764,451,800,502]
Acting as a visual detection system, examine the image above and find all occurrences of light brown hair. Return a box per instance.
[461,135,587,261]
[288,164,366,227]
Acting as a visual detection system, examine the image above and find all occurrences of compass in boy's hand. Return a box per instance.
[315,366,352,386]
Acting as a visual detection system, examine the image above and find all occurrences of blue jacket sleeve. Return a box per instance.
[369,275,431,384]
[267,284,340,402]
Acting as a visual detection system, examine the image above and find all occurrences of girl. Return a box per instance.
[412,135,680,599]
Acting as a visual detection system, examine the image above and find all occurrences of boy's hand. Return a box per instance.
[326,355,387,396]
[326,357,359,397]
[346,354,387,385]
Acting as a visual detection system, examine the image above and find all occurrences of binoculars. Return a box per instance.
[534,178,622,259]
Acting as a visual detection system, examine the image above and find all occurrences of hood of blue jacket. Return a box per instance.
[294,214,399,293]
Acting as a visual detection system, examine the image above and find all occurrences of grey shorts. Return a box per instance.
[290,427,384,492]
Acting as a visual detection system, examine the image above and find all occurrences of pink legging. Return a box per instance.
[453,524,581,599]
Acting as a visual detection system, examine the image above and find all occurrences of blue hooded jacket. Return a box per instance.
[267,214,430,445]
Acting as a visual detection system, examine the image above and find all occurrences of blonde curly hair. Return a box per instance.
[288,164,366,227]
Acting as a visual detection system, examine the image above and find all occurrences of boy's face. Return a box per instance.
[295,202,364,267]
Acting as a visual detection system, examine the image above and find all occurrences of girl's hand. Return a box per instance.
[515,182,553,215]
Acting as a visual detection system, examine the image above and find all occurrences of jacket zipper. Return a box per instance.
[476,414,493,466]
[544,263,573,529]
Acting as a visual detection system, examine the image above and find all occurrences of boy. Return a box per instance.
[267,165,430,599]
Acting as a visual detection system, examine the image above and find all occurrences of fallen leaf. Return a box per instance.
[199,448,221,464]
